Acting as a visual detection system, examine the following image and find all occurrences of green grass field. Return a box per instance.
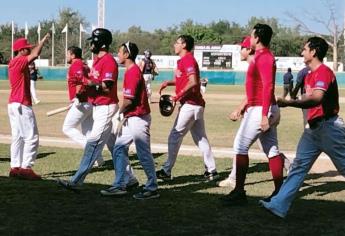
[1,81,345,235]
[0,143,345,235]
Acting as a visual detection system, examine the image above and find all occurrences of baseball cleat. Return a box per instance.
[100,186,127,196]
[216,177,236,188]
[56,179,80,193]
[9,167,21,178]
[156,169,172,181]
[260,190,279,203]
[220,189,247,206]
[18,168,42,180]
[133,189,160,200]
[204,171,220,181]
[126,178,139,190]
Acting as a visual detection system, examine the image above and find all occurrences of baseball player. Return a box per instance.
[57,28,129,190]
[29,61,40,104]
[62,46,105,167]
[101,42,159,199]
[261,37,345,218]
[200,78,208,93]
[139,49,158,103]
[157,35,218,181]
[8,34,50,180]
[217,37,291,188]
[291,66,310,128]
[221,24,285,206]
[282,68,293,99]
[217,36,253,188]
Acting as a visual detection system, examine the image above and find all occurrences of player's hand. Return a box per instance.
[159,81,168,95]
[72,97,80,107]
[229,109,242,121]
[277,97,288,107]
[261,116,270,132]
[43,33,51,41]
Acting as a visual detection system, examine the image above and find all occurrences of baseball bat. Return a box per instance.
[46,104,72,117]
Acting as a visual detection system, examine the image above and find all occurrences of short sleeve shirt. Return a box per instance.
[122,64,150,117]
[305,64,339,121]
[8,55,32,106]
[67,59,88,101]
[88,53,119,105]
[175,52,205,107]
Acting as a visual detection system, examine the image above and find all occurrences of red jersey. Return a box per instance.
[246,48,276,116]
[67,59,88,102]
[88,53,119,105]
[305,64,339,121]
[8,55,32,106]
[122,64,150,117]
[175,52,205,107]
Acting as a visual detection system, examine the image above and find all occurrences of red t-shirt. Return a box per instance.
[175,52,205,107]
[246,48,277,116]
[67,59,89,102]
[122,64,150,117]
[305,64,339,121]
[88,53,119,105]
[8,56,32,106]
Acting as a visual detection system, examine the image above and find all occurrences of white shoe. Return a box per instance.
[217,177,236,188]
[93,158,105,167]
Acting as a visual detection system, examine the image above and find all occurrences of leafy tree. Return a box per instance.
[286,0,344,71]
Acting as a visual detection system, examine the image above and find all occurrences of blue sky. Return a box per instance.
[1,0,344,33]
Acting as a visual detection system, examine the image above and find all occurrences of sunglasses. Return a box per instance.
[124,41,131,56]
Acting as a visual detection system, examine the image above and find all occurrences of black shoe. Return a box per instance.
[56,179,80,193]
[221,189,247,206]
[261,190,279,203]
[156,169,172,180]
[204,171,220,181]
[126,179,139,191]
[133,189,160,200]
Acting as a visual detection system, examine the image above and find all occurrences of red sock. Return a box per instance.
[268,154,284,192]
[234,154,249,192]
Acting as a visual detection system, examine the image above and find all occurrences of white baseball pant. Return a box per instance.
[62,101,93,146]
[8,103,39,168]
[143,74,153,102]
[162,103,216,175]
[233,105,281,157]
[30,80,39,103]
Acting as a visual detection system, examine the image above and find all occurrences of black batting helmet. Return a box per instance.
[159,95,175,117]
[87,28,112,53]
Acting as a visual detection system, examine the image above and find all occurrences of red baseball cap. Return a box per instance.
[13,38,33,52]
[239,36,251,49]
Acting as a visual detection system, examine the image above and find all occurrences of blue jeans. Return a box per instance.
[70,104,117,185]
[268,115,345,216]
[112,114,158,191]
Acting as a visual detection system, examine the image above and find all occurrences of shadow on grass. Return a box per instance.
[1,176,345,235]
[0,157,10,163]
[37,151,56,159]
[42,152,167,178]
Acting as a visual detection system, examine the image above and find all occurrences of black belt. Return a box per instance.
[308,114,337,129]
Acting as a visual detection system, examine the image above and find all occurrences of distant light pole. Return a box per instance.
[98,0,105,28]
[51,23,55,66]
[37,22,41,60]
